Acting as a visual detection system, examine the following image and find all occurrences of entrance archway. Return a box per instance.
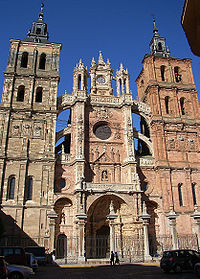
[57,234,67,258]
[86,195,125,259]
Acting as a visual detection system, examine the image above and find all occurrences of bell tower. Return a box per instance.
[0,3,61,246]
[136,19,200,227]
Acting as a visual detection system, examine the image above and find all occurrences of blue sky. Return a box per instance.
[0,0,199,129]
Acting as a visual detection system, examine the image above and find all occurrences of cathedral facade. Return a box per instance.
[0,6,200,262]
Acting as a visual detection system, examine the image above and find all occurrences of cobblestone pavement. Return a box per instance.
[34,263,199,279]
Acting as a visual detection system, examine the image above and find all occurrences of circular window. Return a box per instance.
[59,180,66,188]
[94,123,111,140]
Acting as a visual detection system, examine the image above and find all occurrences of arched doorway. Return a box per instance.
[54,198,73,259]
[57,234,67,258]
[86,195,125,259]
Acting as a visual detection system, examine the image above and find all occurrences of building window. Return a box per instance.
[78,75,81,90]
[21,52,28,68]
[174,66,181,82]
[192,183,197,206]
[158,42,162,51]
[180,97,185,115]
[165,96,170,114]
[142,182,148,192]
[39,53,46,70]
[26,177,33,200]
[178,183,183,206]
[7,176,15,200]
[35,87,43,103]
[36,28,41,35]
[17,85,25,102]
[59,179,66,189]
[160,65,165,81]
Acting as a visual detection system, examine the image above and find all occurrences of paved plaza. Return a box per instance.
[34,263,199,279]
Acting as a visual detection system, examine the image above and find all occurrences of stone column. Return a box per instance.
[166,206,178,250]
[76,213,87,262]
[47,210,58,253]
[107,201,117,254]
[140,202,151,261]
[191,206,200,249]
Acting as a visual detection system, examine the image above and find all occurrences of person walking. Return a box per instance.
[115,252,120,265]
[110,251,115,266]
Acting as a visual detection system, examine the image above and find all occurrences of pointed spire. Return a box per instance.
[78,58,83,66]
[25,2,49,43]
[91,57,96,67]
[149,17,170,58]
[38,2,44,21]
[153,17,159,36]
[120,63,124,71]
[98,51,105,66]
[107,58,111,67]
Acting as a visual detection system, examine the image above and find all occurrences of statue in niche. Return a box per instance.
[102,170,108,181]
[90,148,94,161]
[110,147,115,161]
[60,210,65,225]
[116,150,120,162]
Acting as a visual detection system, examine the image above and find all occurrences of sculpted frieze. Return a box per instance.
[94,107,113,120]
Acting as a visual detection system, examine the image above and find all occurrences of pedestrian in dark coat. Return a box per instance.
[110,251,115,266]
[115,252,120,265]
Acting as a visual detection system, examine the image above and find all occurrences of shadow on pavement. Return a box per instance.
[35,263,199,279]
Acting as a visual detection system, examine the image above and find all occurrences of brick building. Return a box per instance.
[0,5,200,262]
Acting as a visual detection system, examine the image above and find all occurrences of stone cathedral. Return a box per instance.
[0,5,200,262]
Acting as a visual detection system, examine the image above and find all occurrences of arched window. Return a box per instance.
[39,53,46,70]
[35,87,43,103]
[119,79,122,94]
[158,42,162,51]
[26,177,33,201]
[178,183,183,206]
[174,66,181,82]
[160,65,165,81]
[7,176,15,200]
[180,97,185,115]
[142,182,148,192]
[59,179,66,189]
[165,96,170,114]
[21,52,28,68]
[17,85,25,102]
[192,183,197,206]
[78,75,81,90]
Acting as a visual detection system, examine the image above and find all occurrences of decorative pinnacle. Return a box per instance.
[91,57,96,67]
[38,1,44,21]
[107,58,111,67]
[79,58,83,65]
[152,15,159,37]
[120,63,124,70]
[98,51,105,65]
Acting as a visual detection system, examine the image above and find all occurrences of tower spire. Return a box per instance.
[149,17,170,58]
[38,2,44,21]
[153,17,159,37]
[25,2,49,43]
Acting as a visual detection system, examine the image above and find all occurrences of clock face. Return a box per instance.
[94,123,111,140]
[97,76,106,84]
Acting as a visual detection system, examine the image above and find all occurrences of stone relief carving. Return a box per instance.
[12,124,20,136]
[94,107,113,119]
[22,123,31,136]
[188,138,195,151]
[101,170,108,181]
[33,125,42,137]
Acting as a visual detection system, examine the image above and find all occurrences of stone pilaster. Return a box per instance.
[140,202,151,261]
[166,206,178,250]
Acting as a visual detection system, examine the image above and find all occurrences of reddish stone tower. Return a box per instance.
[136,19,200,251]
